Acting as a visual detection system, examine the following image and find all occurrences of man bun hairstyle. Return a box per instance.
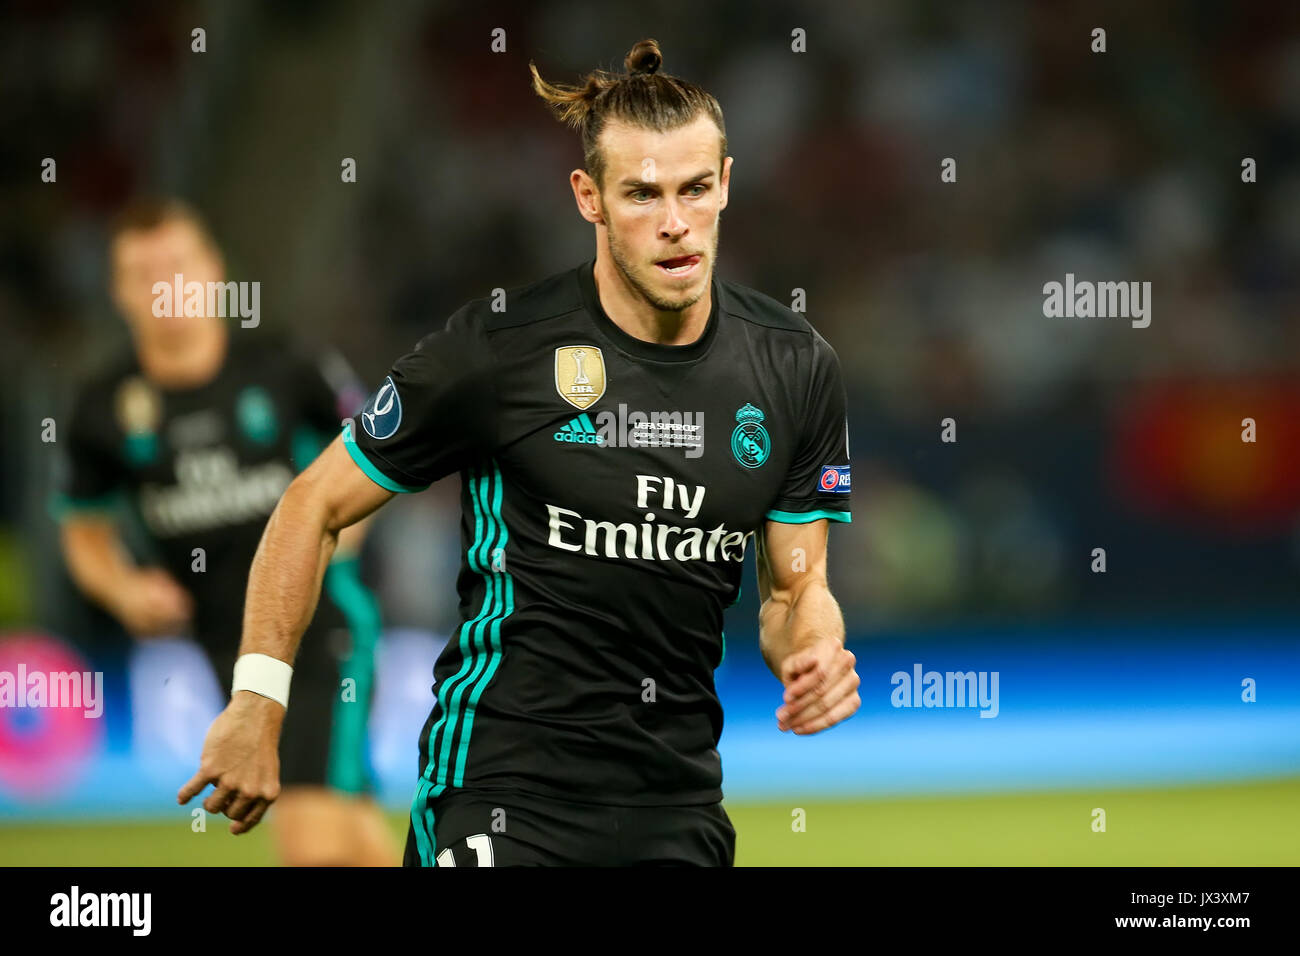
[626,38,662,76]
[529,38,727,190]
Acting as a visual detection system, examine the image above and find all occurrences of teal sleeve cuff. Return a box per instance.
[341,429,429,494]
[764,508,852,524]
[47,490,124,521]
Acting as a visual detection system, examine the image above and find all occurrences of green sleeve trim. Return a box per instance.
[342,430,428,493]
[765,508,852,524]
[48,490,124,521]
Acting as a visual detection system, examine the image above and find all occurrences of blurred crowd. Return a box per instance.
[3,0,1298,637]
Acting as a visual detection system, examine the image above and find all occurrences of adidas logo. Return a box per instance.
[552,413,605,446]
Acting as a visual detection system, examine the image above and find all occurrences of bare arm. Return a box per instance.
[60,516,191,636]
[178,434,393,831]
[238,434,393,663]
[61,516,137,614]
[756,519,859,734]
[756,519,842,674]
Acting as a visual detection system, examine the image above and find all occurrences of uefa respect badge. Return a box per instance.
[818,465,851,493]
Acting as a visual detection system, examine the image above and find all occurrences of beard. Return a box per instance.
[606,215,720,313]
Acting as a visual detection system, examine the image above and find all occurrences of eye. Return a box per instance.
[631,189,654,201]
[687,184,708,196]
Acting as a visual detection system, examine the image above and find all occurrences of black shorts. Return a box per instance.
[209,620,376,792]
[404,787,736,867]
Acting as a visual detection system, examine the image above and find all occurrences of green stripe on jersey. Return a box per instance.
[450,462,510,787]
[409,461,512,865]
[407,463,494,864]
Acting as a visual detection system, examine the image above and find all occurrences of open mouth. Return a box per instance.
[655,254,701,277]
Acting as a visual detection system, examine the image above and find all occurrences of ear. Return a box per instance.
[718,155,733,213]
[571,169,605,225]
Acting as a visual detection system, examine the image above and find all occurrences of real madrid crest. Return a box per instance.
[731,402,770,469]
[555,346,606,410]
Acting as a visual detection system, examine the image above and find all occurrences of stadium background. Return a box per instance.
[1,0,1297,865]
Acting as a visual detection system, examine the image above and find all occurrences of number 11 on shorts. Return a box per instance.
[436,833,494,866]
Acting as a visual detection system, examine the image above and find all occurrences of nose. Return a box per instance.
[659,198,688,241]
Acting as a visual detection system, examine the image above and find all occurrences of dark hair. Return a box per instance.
[529,38,727,189]
[108,196,216,250]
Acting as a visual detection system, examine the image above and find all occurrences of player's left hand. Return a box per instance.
[776,638,860,734]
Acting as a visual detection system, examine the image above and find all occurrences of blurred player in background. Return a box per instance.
[55,198,397,865]
[183,37,860,866]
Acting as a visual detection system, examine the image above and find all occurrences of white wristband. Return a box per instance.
[232,653,292,708]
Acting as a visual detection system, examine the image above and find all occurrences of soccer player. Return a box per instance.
[57,198,398,865]
[182,38,860,866]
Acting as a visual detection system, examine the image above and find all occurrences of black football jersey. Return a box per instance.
[348,258,852,811]
[57,335,365,659]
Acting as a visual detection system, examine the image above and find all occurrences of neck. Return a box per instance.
[135,324,228,389]
[592,252,711,347]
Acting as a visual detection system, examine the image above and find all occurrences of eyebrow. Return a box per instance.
[619,169,716,189]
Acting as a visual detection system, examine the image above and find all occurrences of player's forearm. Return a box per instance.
[60,521,137,616]
[758,579,845,677]
[239,475,341,664]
